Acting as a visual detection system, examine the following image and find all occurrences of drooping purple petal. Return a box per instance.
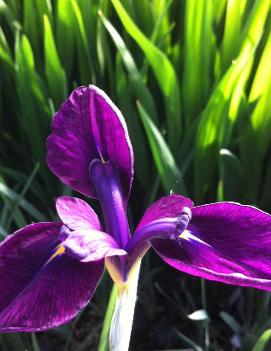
[46,85,133,201]
[152,202,271,291]
[0,223,103,331]
[56,196,126,261]
[136,194,193,231]
[56,196,101,231]
[60,226,127,262]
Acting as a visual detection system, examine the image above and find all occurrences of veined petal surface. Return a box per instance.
[0,222,103,331]
[56,196,101,231]
[46,85,133,201]
[152,202,271,291]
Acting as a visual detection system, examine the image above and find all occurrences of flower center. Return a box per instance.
[125,207,192,269]
[175,207,192,240]
[59,225,90,261]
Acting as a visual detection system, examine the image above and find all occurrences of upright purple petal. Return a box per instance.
[46,85,133,201]
[56,196,101,231]
[152,202,271,291]
[136,194,193,231]
[0,223,103,331]
[89,159,131,247]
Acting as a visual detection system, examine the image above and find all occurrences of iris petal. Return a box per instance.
[61,227,127,262]
[136,194,193,231]
[152,202,271,291]
[46,85,134,201]
[0,222,104,331]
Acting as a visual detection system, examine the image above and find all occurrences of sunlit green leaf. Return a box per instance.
[71,0,94,84]
[194,0,271,202]
[183,0,214,120]
[115,54,149,186]
[0,27,13,68]
[111,0,181,150]
[56,0,75,76]
[100,12,158,124]
[221,0,246,70]
[240,72,271,200]
[137,101,186,195]
[44,14,67,108]
[252,329,271,351]
[15,34,48,164]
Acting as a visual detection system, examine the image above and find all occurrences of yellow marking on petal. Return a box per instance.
[179,230,212,247]
[179,230,189,240]
[105,257,124,287]
[46,245,65,264]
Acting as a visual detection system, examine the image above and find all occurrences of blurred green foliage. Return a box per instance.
[1,0,271,350]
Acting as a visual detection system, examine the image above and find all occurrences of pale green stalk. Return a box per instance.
[98,284,118,351]
[109,262,141,351]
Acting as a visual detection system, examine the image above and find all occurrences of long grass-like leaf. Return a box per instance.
[0,182,46,221]
[44,14,67,108]
[0,27,13,69]
[99,12,158,124]
[5,163,40,228]
[150,0,172,51]
[249,30,271,102]
[71,0,94,84]
[137,101,186,195]
[252,329,271,351]
[56,0,75,77]
[0,174,27,230]
[99,12,157,122]
[260,157,271,208]
[1,0,20,32]
[36,0,52,26]
[115,54,149,186]
[15,34,47,163]
[132,0,152,35]
[183,0,214,120]
[31,333,41,351]
[0,225,7,238]
[23,0,40,55]
[77,0,99,74]
[174,329,204,351]
[111,0,181,150]
[240,72,271,200]
[221,0,246,70]
[194,55,251,201]
[194,0,271,201]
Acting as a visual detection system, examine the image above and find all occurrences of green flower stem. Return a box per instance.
[98,284,118,351]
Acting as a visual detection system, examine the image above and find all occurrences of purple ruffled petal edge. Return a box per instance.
[152,202,271,291]
[46,85,134,201]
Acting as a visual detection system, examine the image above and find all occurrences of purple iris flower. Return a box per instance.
[1,85,271,332]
